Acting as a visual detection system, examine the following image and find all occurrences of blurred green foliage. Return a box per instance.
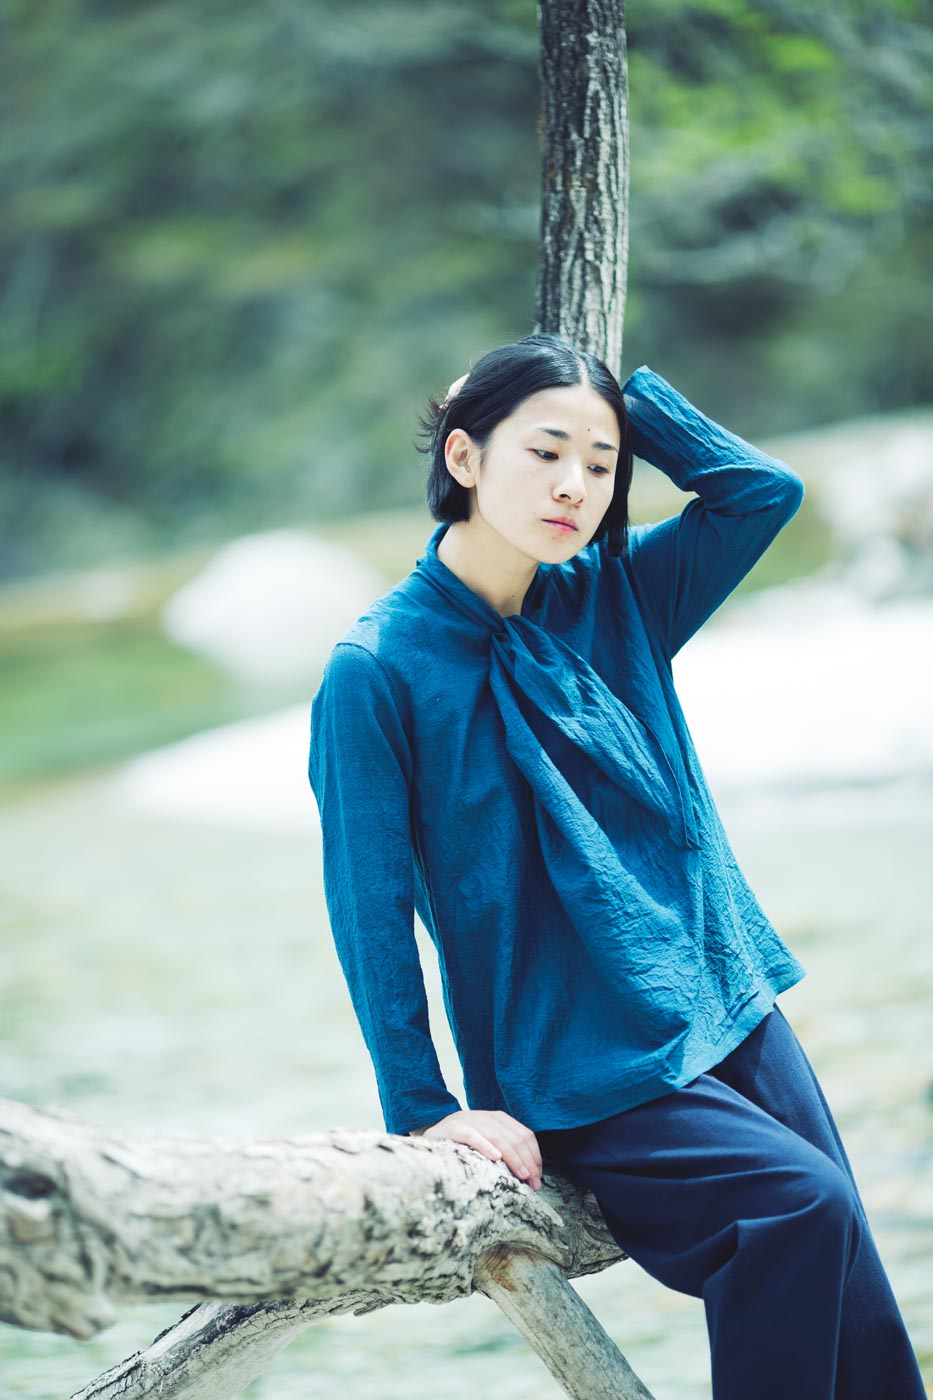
[1,0,930,579]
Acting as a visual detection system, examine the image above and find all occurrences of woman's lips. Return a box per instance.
[544,519,577,534]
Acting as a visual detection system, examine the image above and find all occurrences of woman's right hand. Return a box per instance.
[410,1109,543,1190]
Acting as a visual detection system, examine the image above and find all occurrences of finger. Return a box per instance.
[458,1127,503,1162]
[465,1120,533,1184]
[506,1128,543,1188]
[495,1131,541,1187]
[476,1116,542,1188]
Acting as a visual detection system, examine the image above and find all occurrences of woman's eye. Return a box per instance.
[532,448,610,476]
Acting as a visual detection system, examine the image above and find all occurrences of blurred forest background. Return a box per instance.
[3,0,931,583]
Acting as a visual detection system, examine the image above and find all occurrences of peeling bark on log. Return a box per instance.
[1,1098,652,1400]
[535,0,630,377]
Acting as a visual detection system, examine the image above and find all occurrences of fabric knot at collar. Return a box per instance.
[415,524,701,857]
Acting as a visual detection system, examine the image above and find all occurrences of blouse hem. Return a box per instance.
[528,965,806,1134]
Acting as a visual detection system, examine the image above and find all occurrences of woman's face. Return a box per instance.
[445,382,620,560]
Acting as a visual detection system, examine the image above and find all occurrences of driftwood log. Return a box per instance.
[0,1096,656,1400]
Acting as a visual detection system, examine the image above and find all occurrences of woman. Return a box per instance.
[307,332,925,1400]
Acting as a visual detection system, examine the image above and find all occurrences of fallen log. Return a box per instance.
[1,1096,652,1399]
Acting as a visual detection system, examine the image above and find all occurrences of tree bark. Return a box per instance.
[535,0,630,376]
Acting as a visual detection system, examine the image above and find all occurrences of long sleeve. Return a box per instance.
[620,366,805,659]
[307,641,463,1136]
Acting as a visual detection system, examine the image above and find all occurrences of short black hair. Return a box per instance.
[414,331,634,559]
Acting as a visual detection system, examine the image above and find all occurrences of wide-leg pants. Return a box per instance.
[535,1002,926,1400]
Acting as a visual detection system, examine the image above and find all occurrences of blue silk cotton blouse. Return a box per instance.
[307,365,808,1138]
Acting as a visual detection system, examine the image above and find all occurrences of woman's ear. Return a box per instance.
[443,427,480,488]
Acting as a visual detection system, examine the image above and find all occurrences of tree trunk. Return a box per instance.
[535,0,630,376]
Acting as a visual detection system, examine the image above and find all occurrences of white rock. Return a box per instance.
[160,530,387,684]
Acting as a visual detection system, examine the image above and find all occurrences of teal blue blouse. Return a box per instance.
[307,366,807,1137]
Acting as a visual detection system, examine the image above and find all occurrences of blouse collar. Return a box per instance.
[415,521,549,635]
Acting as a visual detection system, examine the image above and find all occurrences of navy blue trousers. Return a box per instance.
[536,1002,926,1400]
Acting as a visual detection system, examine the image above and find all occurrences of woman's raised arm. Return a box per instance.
[619,366,805,660]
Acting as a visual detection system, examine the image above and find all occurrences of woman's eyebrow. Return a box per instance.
[533,425,618,453]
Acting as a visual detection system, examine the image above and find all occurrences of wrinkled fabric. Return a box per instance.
[307,365,808,1137]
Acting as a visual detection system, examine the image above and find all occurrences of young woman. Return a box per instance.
[307,332,925,1400]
